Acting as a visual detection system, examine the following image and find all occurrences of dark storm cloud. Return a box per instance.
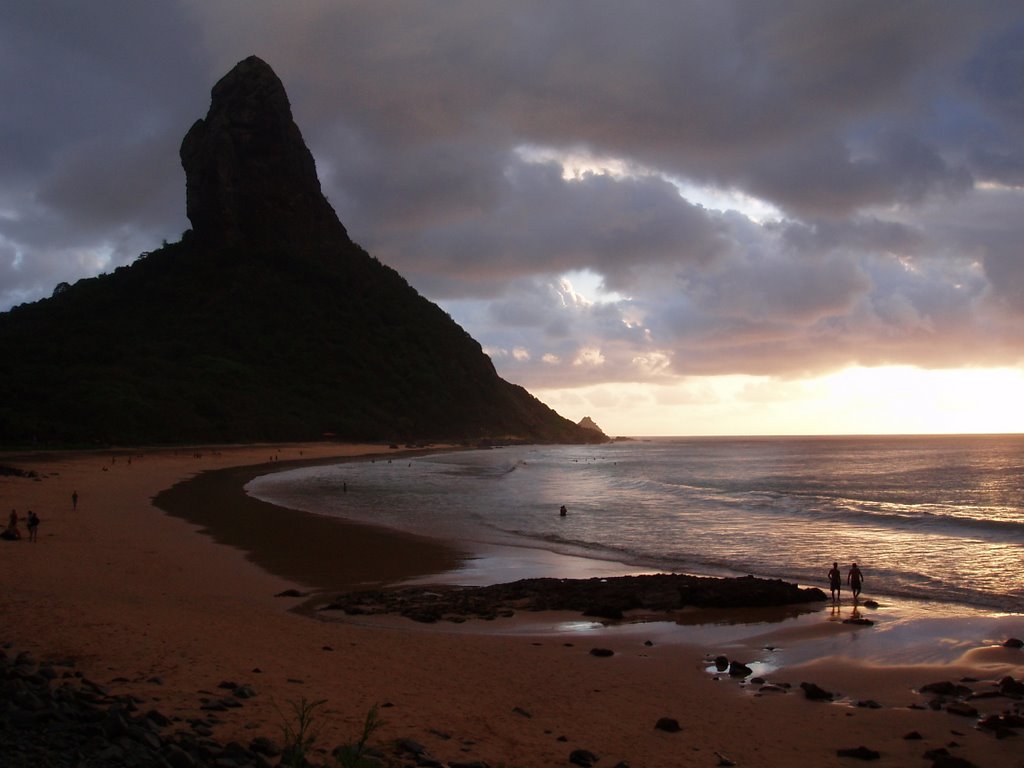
[0,1,208,307]
[740,130,974,218]
[368,159,733,299]
[3,0,1024,389]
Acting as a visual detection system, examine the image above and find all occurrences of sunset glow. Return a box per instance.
[536,366,1024,437]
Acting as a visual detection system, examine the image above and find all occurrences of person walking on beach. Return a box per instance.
[26,511,39,542]
[827,562,842,602]
[71,490,78,511]
[847,563,864,602]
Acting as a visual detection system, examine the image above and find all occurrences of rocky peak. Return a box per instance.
[179,55,349,251]
[577,416,605,434]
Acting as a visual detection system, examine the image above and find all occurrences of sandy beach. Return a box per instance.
[1,444,1022,767]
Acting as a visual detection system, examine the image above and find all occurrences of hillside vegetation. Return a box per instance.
[0,57,602,448]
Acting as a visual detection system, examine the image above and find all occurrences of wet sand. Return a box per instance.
[153,453,466,592]
[1,443,1022,767]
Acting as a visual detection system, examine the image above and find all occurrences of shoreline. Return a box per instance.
[153,451,468,593]
[2,443,1022,767]
[185,446,1023,669]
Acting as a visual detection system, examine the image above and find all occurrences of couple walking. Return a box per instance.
[827,561,863,602]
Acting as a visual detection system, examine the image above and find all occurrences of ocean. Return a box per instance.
[245,435,1024,614]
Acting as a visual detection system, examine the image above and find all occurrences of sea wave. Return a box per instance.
[247,435,1024,613]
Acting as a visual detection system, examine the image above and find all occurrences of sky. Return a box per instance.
[3,1,1024,437]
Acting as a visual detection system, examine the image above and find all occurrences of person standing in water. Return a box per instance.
[847,563,864,602]
[827,562,842,602]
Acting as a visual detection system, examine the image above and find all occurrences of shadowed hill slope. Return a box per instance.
[0,56,603,448]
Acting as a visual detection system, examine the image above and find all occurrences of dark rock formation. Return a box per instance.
[923,748,978,768]
[979,712,1024,737]
[0,56,603,447]
[0,466,37,479]
[569,748,599,767]
[0,647,273,768]
[1,643,530,768]
[945,701,979,717]
[728,661,753,678]
[577,416,606,435]
[920,681,973,698]
[836,746,881,760]
[180,55,348,252]
[653,717,681,732]
[319,572,826,623]
[799,681,834,701]
[999,675,1024,696]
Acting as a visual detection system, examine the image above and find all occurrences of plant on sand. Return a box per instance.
[276,696,327,768]
[333,704,384,768]
[275,697,385,768]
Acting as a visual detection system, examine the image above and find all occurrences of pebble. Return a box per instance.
[654,717,681,732]
[836,745,880,760]
[799,681,835,701]
[569,748,599,766]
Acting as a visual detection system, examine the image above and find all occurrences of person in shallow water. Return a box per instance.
[827,561,842,602]
[847,563,864,602]
[559,505,567,517]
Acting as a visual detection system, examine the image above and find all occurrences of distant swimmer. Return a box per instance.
[827,562,842,602]
[559,505,567,517]
[847,563,864,602]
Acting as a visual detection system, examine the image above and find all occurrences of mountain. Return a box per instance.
[0,56,603,448]
[577,416,606,436]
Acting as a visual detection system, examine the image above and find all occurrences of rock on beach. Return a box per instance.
[320,572,826,623]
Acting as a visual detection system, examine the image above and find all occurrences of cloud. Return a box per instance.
[2,0,1024,400]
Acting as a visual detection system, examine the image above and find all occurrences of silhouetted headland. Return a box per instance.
[0,56,605,448]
